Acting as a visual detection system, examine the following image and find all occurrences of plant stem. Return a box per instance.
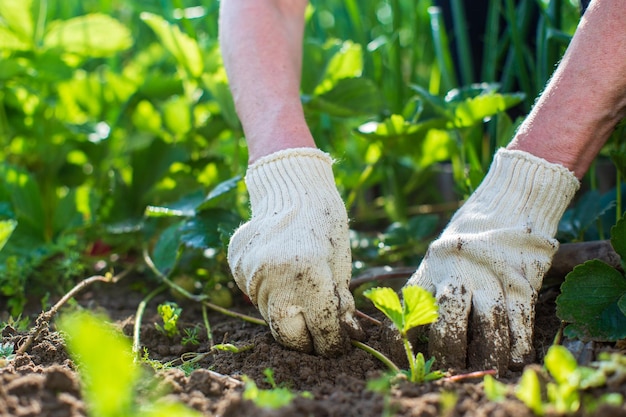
[402,336,419,383]
[351,340,400,374]
[202,304,213,347]
[142,246,267,326]
[132,285,167,361]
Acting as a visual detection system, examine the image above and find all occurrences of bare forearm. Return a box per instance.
[508,0,626,179]
[219,0,315,162]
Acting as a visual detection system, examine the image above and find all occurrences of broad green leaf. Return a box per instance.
[544,345,578,386]
[450,93,524,128]
[141,12,203,78]
[515,369,545,416]
[0,26,30,50]
[401,285,438,332]
[557,260,626,341]
[610,215,626,263]
[162,96,192,136]
[363,287,403,331]
[314,40,363,95]
[0,0,34,44]
[610,151,626,180]
[0,220,17,252]
[307,77,382,117]
[178,209,241,250]
[0,165,45,238]
[58,311,141,417]
[44,14,132,57]
[152,222,183,274]
[196,176,242,211]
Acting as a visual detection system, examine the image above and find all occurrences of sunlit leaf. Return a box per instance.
[44,14,132,57]
[544,345,579,386]
[363,287,403,331]
[450,93,524,128]
[307,77,382,117]
[515,368,545,416]
[0,0,34,47]
[163,96,192,136]
[314,40,363,95]
[0,27,30,51]
[141,12,203,78]
[0,220,17,252]
[58,311,141,417]
[401,285,438,332]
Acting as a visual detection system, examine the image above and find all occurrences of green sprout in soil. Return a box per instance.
[363,285,443,383]
[0,342,15,367]
[485,345,624,416]
[242,368,312,410]
[181,326,200,346]
[155,302,182,337]
[59,310,202,417]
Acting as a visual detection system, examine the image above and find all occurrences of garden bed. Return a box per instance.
[2,272,626,417]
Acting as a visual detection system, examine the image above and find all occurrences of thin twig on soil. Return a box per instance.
[16,268,133,356]
[142,246,267,326]
[442,369,497,383]
[355,310,383,326]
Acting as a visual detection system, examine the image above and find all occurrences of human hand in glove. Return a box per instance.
[405,149,579,372]
[227,148,364,356]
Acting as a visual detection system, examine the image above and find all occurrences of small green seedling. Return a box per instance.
[242,368,312,410]
[363,286,443,383]
[0,342,15,367]
[181,327,200,346]
[485,345,622,416]
[155,302,182,337]
[59,310,202,417]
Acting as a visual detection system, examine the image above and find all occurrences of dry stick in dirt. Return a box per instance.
[15,268,133,356]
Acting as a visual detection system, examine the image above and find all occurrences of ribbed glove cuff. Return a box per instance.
[452,149,580,237]
[244,148,340,217]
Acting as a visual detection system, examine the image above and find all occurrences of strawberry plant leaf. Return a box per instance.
[401,285,438,333]
[363,287,403,331]
[610,214,625,264]
[557,260,626,341]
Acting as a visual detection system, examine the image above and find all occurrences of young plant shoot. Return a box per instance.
[363,285,443,383]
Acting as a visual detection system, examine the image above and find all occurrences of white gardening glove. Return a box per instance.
[406,149,579,372]
[227,148,364,356]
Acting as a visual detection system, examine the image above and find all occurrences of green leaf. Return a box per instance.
[401,285,439,332]
[307,77,382,118]
[450,93,524,128]
[152,222,183,275]
[58,311,141,417]
[141,12,203,78]
[44,14,132,57]
[196,176,242,211]
[178,209,240,250]
[515,368,545,416]
[484,374,509,402]
[363,287,403,331]
[544,345,578,386]
[0,220,17,252]
[0,0,34,47]
[610,215,626,263]
[314,40,363,95]
[557,260,626,341]
[0,164,45,238]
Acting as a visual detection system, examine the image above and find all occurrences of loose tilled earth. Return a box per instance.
[2,272,626,417]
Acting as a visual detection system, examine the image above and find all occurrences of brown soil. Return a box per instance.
[2,276,626,417]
